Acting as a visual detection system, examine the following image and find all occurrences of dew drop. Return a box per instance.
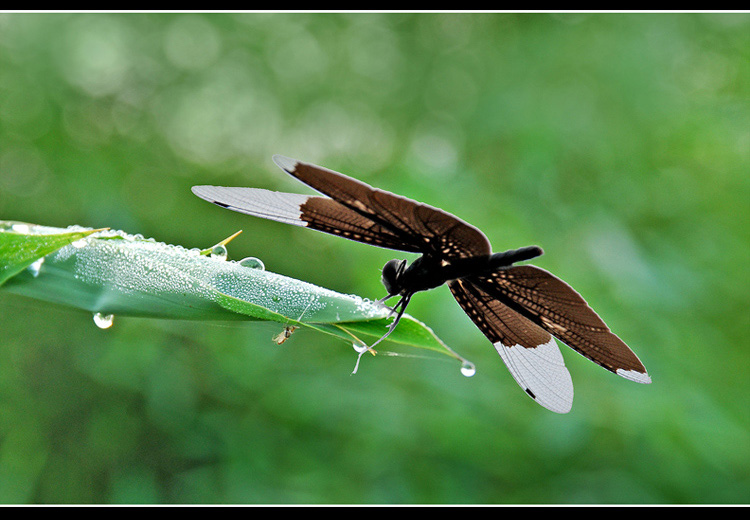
[239,256,265,270]
[27,257,45,277]
[351,342,371,375]
[460,361,476,377]
[352,342,369,354]
[210,244,228,260]
[71,237,88,248]
[93,312,114,329]
[11,223,31,233]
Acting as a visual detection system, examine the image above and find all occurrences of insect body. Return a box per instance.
[272,298,314,345]
[273,325,297,345]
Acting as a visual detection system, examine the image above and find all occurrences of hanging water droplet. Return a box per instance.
[93,312,114,329]
[27,257,45,277]
[239,256,265,270]
[210,244,228,260]
[71,237,88,248]
[352,342,369,354]
[351,342,371,375]
[460,361,476,377]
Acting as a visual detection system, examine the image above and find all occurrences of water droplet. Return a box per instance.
[352,342,369,354]
[11,223,31,233]
[239,256,265,270]
[351,342,371,375]
[27,257,45,277]
[460,361,476,377]
[93,312,114,329]
[71,237,88,248]
[210,244,228,260]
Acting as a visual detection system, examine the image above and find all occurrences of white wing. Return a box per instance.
[191,186,313,227]
[494,337,574,414]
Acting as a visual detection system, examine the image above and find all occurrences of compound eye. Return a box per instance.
[381,259,404,295]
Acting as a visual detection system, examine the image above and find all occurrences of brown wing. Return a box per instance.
[272,155,491,259]
[474,265,651,383]
[449,278,574,413]
[191,186,422,252]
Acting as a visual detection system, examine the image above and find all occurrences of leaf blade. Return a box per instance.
[0,221,464,361]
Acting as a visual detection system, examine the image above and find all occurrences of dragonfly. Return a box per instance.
[192,155,651,413]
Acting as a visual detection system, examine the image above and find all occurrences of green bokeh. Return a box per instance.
[0,12,748,504]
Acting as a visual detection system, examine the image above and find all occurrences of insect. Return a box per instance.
[272,298,314,345]
[273,324,298,345]
[192,155,651,413]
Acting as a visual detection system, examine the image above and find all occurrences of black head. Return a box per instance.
[381,259,407,296]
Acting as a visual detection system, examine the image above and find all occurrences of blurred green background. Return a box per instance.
[0,12,748,504]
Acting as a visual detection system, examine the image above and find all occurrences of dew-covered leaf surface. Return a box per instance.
[0,221,464,359]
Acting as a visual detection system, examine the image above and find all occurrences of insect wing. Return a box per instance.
[449,278,574,413]
[476,266,651,384]
[191,186,421,253]
[272,155,492,259]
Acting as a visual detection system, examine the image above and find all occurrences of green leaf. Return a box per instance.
[0,221,470,365]
[0,221,102,285]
